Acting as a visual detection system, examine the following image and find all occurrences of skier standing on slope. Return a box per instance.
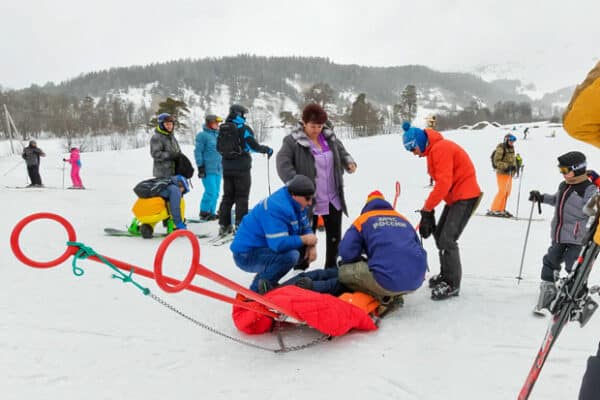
[194,114,223,220]
[487,133,518,217]
[529,151,598,315]
[217,104,273,236]
[63,147,84,189]
[402,122,482,300]
[150,113,181,178]
[22,140,46,187]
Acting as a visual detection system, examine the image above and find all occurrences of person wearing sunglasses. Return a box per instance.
[486,133,519,218]
[230,174,323,293]
[528,151,599,315]
[402,121,482,300]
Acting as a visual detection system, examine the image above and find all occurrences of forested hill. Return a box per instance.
[29,55,528,108]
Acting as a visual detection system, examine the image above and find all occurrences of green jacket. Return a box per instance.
[494,143,517,175]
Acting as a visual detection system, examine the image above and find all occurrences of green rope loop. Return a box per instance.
[67,241,150,295]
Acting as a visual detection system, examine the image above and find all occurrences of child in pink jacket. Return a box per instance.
[63,147,84,189]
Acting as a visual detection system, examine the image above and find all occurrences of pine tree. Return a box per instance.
[400,85,417,123]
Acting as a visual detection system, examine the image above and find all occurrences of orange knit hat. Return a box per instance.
[366,190,385,203]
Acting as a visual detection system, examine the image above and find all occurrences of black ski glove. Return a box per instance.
[419,210,436,239]
[528,190,542,203]
[197,166,206,179]
[265,147,274,159]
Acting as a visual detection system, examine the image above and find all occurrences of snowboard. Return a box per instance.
[104,227,210,239]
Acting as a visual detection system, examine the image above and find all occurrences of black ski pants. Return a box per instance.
[27,165,42,185]
[541,242,582,282]
[218,172,251,227]
[312,203,343,269]
[433,196,479,288]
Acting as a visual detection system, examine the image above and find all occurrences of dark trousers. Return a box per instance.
[218,172,251,227]
[434,197,479,288]
[541,242,582,282]
[312,203,343,269]
[27,165,42,185]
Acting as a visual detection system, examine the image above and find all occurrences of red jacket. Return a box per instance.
[232,286,377,336]
[423,129,481,210]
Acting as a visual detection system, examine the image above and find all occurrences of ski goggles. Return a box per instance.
[558,162,586,174]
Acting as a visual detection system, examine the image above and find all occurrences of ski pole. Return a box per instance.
[515,166,524,219]
[516,199,540,283]
[266,155,271,195]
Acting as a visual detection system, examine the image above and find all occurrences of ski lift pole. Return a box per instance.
[516,199,541,283]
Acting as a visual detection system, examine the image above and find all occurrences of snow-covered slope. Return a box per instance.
[2,124,599,399]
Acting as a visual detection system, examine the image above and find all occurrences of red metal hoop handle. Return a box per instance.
[10,212,77,268]
[153,230,200,293]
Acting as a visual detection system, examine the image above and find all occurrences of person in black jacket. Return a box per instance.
[22,140,46,186]
[217,104,272,236]
[276,103,357,269]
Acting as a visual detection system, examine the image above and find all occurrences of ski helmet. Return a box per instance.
[157,113,175,131]
[505,133,517,143]
[174,175,190,194]
[229,104,248,118]
[557,151,587,176]
[205,114,223,124]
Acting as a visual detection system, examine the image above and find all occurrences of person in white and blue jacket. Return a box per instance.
[230,175,317,293]
[194,114,223,220]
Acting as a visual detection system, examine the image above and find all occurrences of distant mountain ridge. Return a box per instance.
[31,55,542,111]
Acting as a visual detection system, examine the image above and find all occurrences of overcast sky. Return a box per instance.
[1,0,598,93]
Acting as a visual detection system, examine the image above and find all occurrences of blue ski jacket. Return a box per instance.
[230,186,312,254]
[338,198,427,292]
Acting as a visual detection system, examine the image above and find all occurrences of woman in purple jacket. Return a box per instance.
[276,103,357,269]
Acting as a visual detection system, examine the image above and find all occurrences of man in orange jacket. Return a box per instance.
[402,122,482,300]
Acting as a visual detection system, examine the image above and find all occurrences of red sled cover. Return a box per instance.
[232,286,377,335]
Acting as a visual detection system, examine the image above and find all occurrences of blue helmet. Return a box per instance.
[402,122,428,152]
[505,133,517,143]
[157,113,174,131]
[175,175,190,194]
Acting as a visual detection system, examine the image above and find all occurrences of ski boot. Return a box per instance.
[533,281,557,316]
[428,274,444,289]
[431,281,460,300]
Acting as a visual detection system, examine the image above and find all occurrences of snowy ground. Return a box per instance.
[2,124,599,399]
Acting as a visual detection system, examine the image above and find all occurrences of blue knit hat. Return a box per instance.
[402,122,428,152]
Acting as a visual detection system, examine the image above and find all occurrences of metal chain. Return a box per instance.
[149,292,330,353]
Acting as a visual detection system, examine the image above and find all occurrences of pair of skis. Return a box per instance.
[518,195,600,399]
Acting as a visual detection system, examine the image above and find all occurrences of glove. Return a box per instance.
[266,147,273,159]
[419,210,436,239]
[528,190,543,203]
[197,166,206,179]
[175,222,187,230]
[587,170,599,182]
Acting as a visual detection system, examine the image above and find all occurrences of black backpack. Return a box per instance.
[133,177,170,198]
[217,122,244,159]
[174,152,194,179]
